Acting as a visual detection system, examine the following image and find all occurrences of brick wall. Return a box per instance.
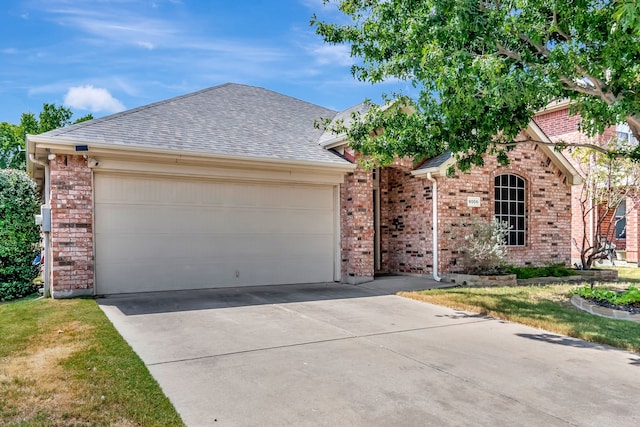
[49,154,94,297]
[535,105,638,266]
[435,143,572,272]
[340,159,375,283]
[341,144,573,279]
[379,162,432,274]
[535,109,582,141]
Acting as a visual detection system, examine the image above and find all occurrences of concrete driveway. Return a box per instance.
[98,277,640,427]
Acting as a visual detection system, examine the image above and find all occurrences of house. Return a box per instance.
[534,100,639,266]
[27,83,581,297]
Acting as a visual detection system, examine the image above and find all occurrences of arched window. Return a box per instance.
[494,174,526,246]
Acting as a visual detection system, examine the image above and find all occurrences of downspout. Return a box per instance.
[29,153,51,298]
[426,173,442,282]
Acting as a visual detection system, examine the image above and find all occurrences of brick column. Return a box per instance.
[49,155,94,297]
[340,166,374,284]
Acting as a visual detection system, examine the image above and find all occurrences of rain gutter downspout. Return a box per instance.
[426,173,441,282]
[29,153,51,298]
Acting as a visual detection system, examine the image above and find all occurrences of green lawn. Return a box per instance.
[400,267,640,354]
[0,296,184,426]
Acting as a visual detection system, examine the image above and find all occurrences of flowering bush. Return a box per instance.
[459,218,510,275]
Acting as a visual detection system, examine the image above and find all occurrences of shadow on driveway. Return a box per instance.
[97,275,452,316]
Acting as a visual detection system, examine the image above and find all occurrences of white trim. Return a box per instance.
[90,157,347,185]
[526,122,583,185]
[411,155,456,178]
[334,185,341,282]
[426,173,441,282]
[27,134,355,177]
[411,122,582,186]
[537,99,571,115]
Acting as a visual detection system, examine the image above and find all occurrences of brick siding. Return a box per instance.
[340,156,375,283]
[379,161,432,274]
[49,155,94,297]
[535,105,639,266]
[435,143,572,272]
[341,143,573,281]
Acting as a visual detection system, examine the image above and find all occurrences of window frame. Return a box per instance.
[615,199,626,240]
[494,174,527,247]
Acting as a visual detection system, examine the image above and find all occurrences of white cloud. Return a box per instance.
[311,44,353,66]
[64,85,125,113]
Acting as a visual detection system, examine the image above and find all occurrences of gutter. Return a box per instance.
[28,153,52,298]
[426,173,442,282]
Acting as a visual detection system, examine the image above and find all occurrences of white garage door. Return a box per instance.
[94,173,337,294]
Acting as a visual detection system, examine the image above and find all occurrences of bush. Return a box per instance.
[458,218,509,275]
[507,264,574,279]
[0,169,40,301]
[0,281,37,302]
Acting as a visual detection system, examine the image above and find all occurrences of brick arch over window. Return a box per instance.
[494,174,526,246]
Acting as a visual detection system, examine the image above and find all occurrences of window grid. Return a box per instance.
[494,174,526,246]
[615,199,626,239]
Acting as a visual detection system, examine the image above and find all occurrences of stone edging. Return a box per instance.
[571,294,640,323]
[442,273,517,287]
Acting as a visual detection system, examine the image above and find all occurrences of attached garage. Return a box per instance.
[94,172,339,294]
[26,83,355,297]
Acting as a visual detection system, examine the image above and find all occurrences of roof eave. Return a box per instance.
[27,134,356,173]
[411,157,456,178]
[525,122,583,185]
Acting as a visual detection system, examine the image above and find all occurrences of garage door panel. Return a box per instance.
[96,234,334,261]
[95,174,337,294]
[96,204,333,235]
[95,176,334,209]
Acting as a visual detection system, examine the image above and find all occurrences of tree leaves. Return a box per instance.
[1,104,93,170]
[314,0,640,168]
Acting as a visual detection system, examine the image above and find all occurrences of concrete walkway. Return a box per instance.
[98,277,640,427]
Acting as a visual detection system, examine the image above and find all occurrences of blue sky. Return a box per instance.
[0,0,411,124]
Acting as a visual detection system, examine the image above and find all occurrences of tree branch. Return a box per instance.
[500,136,624,157]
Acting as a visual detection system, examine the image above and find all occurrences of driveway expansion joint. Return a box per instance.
[146,317,494,367]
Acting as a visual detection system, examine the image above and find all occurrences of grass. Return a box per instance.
[0,296,184,426]
[399,267,640,354]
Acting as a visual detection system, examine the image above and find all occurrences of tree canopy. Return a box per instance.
[0,104,92,169]
[313,0,640,169]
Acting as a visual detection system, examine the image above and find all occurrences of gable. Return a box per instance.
[412,122,582,185]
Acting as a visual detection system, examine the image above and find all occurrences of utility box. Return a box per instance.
[40,206,51,232]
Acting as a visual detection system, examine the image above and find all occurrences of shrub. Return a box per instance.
[0,169,40,301]
[458,218,509,275]
[507,264,574,279]
[0,281,37,302]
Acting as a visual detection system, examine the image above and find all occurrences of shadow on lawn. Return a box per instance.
[432,290,640,357]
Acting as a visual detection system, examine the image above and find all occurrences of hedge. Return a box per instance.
[0,169,40,301]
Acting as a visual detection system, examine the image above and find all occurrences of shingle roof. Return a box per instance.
[318,102,370,147]
[40,83,350,165]
[415,151,452,170]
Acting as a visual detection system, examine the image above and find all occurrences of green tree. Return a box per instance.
[0,104,93,170]
[0,122,23,169]
[313,0,640,169]
[0,169,40,301]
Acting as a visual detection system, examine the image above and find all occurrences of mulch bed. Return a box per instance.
[584,298,640,315]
